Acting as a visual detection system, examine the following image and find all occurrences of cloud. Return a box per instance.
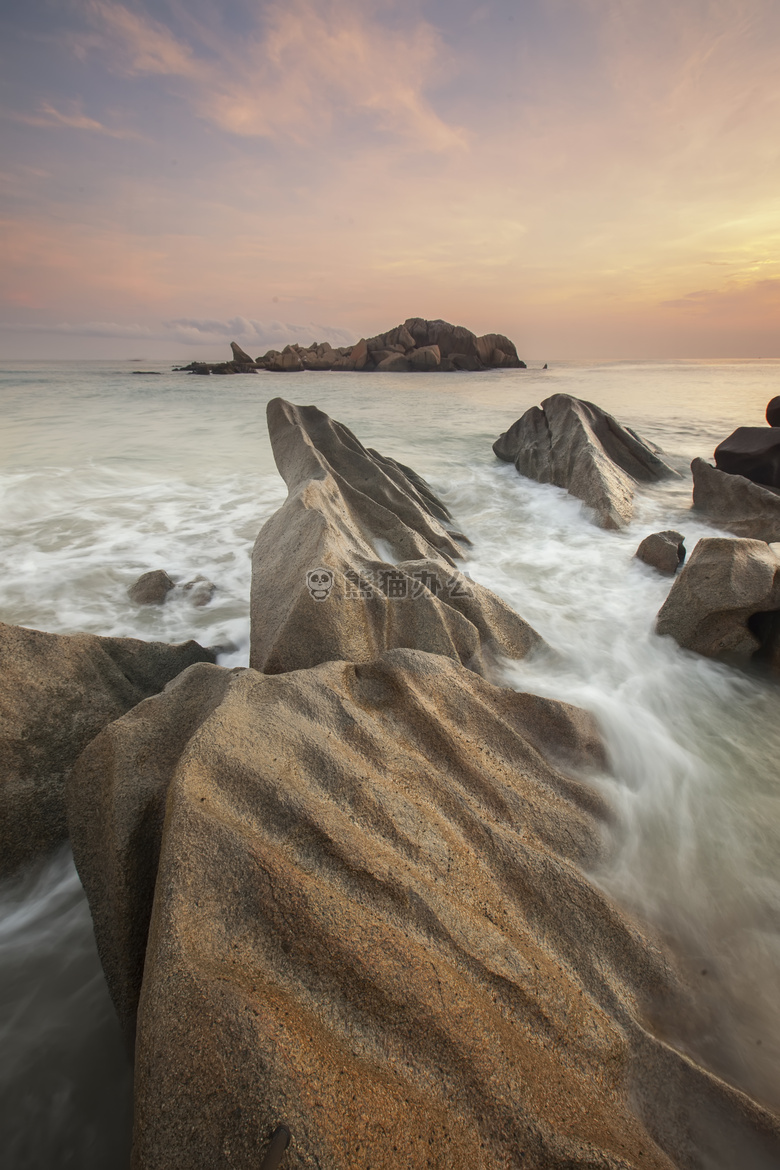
[79,0,466,151]
[0,317,357,348]
[4,102,140,138]
[660,278,780,313]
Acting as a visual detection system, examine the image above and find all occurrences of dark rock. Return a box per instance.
[250,399,543,675]
[0,622,215,877]
[374,353,412,372]
[131,371,161,375]
[67,650,780,1168]
[714,427,780,489]
[767,397,780,427]
[494,395,677,529]
[635,530,686,575]
[691,458,780,542]
[181,577,216,607]
[655,537,780,664]
[409,344,441,370]
[128,570,176,605]
[229,342,256,366]
[268,345,303,373]
[475,332,526,368]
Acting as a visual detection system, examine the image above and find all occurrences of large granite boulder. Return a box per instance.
[691,457,780,542]
[715,427,780,489]
[67,650,780,1169]
[229,342,256,367]
[250,399,543,675]
[494,395,677,529]
[655,537,780,664]
[0,623,215,877]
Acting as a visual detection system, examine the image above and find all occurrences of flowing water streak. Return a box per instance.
[1,358,779,1162]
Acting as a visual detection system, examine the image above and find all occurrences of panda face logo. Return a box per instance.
[306,567,335,601]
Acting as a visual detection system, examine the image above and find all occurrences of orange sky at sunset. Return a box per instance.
[1,0,779,358]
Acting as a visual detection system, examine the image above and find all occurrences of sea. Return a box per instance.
[1,357,778,1167]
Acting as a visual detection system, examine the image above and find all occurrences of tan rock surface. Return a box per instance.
[655,537,780,663]
[691,457,780,542]
[68,651,780,1169]
[250,399,543,675]
[0,622,215,876]
[494,395,677,530]
[635,531,685,576]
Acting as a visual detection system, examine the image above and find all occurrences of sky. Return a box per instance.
[0,0,779,359]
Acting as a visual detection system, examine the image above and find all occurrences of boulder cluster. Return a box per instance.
[5,398,778,1167]
[175,319,526,375]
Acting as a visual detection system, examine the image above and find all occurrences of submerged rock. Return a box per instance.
[250,399,543,675]
[67,649,780,1169]
[128,569,176,605]
[494,394,677,529]
[655,537,780,665]
[691,457,780,543]
[0,623,215,876]
[635,530,686,575]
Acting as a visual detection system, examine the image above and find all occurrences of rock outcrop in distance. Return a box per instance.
[0,624,215,877]
[173,318,526,375]
[655,536,780,671]
[67,651,780,1170]
[493,394,677,529]
[251,398,543,675]
[691,458,780,543]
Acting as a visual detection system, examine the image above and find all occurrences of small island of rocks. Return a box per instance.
[174,317,526,374]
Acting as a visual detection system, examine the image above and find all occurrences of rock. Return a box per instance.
[767,397,780,427]
[475,332,526,368]
[691,458,780,542]
[714,427,780,489]
[268,345,304,373]
[68,650,780,1168]
[494,395,677,530]
[181,576,216,607]
[128,570,176,605]
[655,537,780,664]
[349,337,369,370]
[374,353,412,372]
[409,344,441,370]
[635,530,686,575]
[250,399,543,675]
[229,342,256,366]
[0,622,215,877]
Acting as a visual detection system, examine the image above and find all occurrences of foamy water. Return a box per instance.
[1,358,779,1163]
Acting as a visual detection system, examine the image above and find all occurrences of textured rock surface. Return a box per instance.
[128,570,176,605]
[494,395,676,529]
[691,458,780,542]
[0,623,215,876]
[67,650,780,1169]
[250,399,543,675]
[715,427,780,489]
[635,530,686,575]
[655,537,780,663]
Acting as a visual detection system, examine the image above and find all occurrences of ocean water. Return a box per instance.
[1,358,779,1166]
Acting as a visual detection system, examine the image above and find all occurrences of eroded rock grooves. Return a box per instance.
[494,394,676,529]
[250,398,543,675]
[68,652,780,1170]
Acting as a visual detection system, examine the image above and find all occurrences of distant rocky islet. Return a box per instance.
[174,317,526,374]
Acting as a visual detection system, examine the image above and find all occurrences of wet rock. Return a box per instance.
[68,650,780,1169]
[635,530,686,575]
[0,623,215,877]
[494,395,677,530]
[691,457,780,543]
[181,576,216,607]
[714,427,780,489]
[250,399,543,675]
[128,570,176,605]
[767,396,780,427]
[655,537,780,664]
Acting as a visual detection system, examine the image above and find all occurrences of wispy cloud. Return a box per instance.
[78,0,466,151]
[0,316,357,349]
[4,101,140,138]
